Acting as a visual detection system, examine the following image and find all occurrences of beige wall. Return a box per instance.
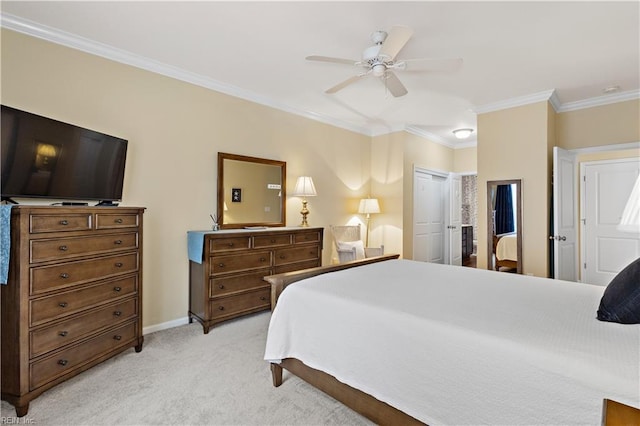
[556,100,640,150]
[477,101,551,277]
[453,146,478,173]
[1,29,373,329]
[370,131,457,259]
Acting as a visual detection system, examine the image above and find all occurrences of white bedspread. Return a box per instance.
[496,233,518,261]
[264,259,639,425]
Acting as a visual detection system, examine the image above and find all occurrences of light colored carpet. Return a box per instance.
[1,312,371,425]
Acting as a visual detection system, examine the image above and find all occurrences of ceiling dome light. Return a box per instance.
[453,128,474,139]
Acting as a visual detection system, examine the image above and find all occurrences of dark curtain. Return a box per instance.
[495,185,514,234]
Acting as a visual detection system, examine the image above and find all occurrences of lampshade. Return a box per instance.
[618,174,640,233]
[292,176,317,197]
[358,198,380,215]
[452,128,474,139]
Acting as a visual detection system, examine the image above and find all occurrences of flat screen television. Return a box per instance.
[1,105,128,205]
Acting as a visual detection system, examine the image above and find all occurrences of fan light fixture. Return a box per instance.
[453,128,474,139]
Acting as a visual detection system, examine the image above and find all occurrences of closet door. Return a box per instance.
[582,158,640,285]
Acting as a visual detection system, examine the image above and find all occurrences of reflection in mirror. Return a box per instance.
[487,179,522,274]
[217,153,286,229]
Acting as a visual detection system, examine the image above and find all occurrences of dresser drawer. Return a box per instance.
[30,232,138,263]
[210,269,271,298]
[30,321,137,390]
[30,298,138,358]
[30,275,138,325]
[95,213,140,229]
[30,253,139,295]
[274,259,320,274]
[253,234,292,248]
[208,236,251,253]
[274,245,320,266]
[29,213,92,234]
[209,251,271,275]
[209,288,270,319]
[294,230,321,244]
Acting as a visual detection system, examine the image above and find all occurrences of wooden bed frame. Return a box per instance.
[263,255,638,426]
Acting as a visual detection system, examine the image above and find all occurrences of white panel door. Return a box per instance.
[583,159,640,285]
[552,147,579,281]
[448,174,462,266]
[413,172,431,262]
[413,170,446,264]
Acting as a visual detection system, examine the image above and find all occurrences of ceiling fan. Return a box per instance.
[306,26,462,97]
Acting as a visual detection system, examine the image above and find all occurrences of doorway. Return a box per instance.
[413,169,446,264]
[412,167,463,266]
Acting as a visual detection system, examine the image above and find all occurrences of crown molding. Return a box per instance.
[556,89,640,113]
[472,89,557,115]
[0,13,372,137]
[2,13,636,143]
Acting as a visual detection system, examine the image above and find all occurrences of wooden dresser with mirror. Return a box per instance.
[189,152,322,333]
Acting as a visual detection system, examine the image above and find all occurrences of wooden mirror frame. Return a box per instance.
[487,179,523,274]
[217,152,286,229]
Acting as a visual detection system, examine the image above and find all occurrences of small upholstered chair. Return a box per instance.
[330,224,384,263]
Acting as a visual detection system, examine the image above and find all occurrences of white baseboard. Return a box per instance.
[143,316,190,335]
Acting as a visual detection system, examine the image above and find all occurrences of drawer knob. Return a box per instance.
[218,284,224,289]
[279,255,286,259]
[114,286,122,292]
[260,296,266,301]
[218,306,224,311]
[58,359,68,366]
[58,302,68,308]
[60,273,69,279]
[115,262,123,268]
[227,243,234,247]
[270,239,276,243]
[114,311,122,317]
[218,263,225,268]
[260,257,267,262]
[115,218,123,224]
[59,331,68,337]
[59,245,68,251]
[114,335,122,341]
[59,220,69,226]
[114,240,123,245]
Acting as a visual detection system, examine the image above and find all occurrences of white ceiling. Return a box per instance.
[1,1,639,147]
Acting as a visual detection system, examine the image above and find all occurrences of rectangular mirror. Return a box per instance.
[217,152,286,229]
[487,179,523,274]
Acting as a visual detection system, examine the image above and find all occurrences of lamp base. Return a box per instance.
[300,199,310,227]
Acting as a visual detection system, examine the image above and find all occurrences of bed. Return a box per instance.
[264,256,639,425]
[493,233,518,271]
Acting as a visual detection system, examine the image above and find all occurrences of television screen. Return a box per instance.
[1,105,128,203]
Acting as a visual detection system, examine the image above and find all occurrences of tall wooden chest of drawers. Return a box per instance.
[188,227,323,334]
[1,206,145,416]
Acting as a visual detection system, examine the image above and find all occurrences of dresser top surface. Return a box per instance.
[188,226,323,236]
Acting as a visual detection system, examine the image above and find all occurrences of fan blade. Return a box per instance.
[325,74,366,94]
[396,57,463,72]
[306,55,358,66]
[383,71,408,97]
[378,26,413,60]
